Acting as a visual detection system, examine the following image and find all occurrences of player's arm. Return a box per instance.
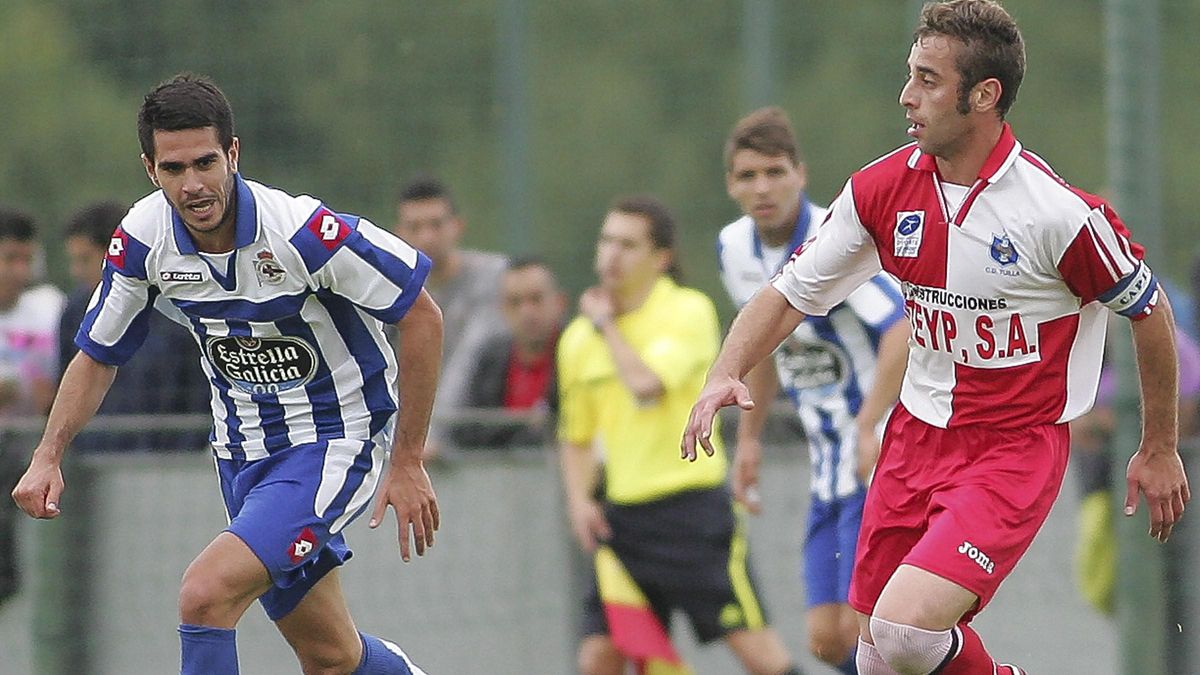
[1123,289,1190,543]
[855,321,909,482]
[579,287,664,403]
[731,360,778,514]
[11,352,117,519]
[370,288,443,562]
[682,285,805,460]
[559,439,610,552]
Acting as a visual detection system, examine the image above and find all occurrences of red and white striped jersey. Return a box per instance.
[773,123,1158,429]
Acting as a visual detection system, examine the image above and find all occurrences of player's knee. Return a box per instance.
[577,635,623,675]
[178,569,225,624]
[868,615,953,675]
[178,564,247,625]
[807,623,851,666]
[294,640,361,675]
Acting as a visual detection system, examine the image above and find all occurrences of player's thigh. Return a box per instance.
[872,563,977,630]
[274,568,360,661]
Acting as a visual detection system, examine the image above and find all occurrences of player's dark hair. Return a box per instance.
[609,195,683,283]
[65,201,127,248]
[398,175,458,214]
[916,0,1025,118]
[0,207,36,242]
[507,255,553,276]
[138,73,236,161]
[724,106,802,170]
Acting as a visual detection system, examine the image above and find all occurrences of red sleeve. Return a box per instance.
[1056,200,1145,304]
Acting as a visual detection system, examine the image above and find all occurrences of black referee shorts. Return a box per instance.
[580,485,770,644]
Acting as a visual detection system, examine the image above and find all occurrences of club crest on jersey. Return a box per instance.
[253,249,287,286]
[205,335,318,395]
[990,233,1018,266]
[894,211,924,257]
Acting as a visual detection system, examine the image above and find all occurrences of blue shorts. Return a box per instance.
[803,489,866,607]
[217,438,385,620]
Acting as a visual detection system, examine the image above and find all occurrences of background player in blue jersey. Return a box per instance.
[717,107,910,674]
[11,74,439,675]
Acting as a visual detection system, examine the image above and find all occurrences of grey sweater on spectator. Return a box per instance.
[425,249,508,441]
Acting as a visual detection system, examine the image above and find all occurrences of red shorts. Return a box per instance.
[848,405,1069,621]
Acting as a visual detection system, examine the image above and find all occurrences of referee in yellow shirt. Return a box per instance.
[558,195,802,675]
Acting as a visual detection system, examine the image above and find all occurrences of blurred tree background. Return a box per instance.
[1,0,1197,314]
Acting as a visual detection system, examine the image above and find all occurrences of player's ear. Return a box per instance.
[141,154,160,187]
[228,137,240,173]
[973,78,1002,113]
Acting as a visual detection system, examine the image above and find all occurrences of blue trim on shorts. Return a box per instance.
[216,439,379,620]
[804,488,866,607]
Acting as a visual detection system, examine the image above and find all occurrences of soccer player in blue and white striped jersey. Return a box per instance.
[716,107,910,675]
[12,74,435,675]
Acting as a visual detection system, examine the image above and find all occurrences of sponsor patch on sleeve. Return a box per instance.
[305,207,352,252]
[106,227,129,269]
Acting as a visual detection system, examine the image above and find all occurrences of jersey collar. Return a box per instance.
[908,122,1023,184]
[171,173,259,255]
[751,194,811,274]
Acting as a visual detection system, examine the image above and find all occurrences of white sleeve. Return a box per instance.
[771,178,882,317]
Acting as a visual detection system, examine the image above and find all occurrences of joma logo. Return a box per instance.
[957,540,995,575]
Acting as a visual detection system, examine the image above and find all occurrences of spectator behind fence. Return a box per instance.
[451,256,565,450]
[59,201,210,453]
[717,106,909,674]
[393,176,507,457]
[0,207,64,606]
[0,208,63,419]
[557,195,801,675]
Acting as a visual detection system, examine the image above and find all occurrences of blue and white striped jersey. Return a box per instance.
[717,197,905,501]
[77,174,431,461]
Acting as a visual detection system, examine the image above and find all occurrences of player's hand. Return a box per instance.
[732,439,763,514]
[1124,447,1190,543]
[579,288,616,330]
[370,457,440,562]
[11,454,64,520]
[567,498,611,552]
[855,422,882,485]
[681,375,753,461]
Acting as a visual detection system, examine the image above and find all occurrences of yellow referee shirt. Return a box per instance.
[557,276,726,505]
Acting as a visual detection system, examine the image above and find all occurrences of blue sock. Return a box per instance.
[179,623,238,675]
[836,645,858,675]
[352,632,420,674]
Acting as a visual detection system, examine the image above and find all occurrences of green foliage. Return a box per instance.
[4,0,1198,305]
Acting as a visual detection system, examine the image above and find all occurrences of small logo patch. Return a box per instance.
[160,270,204,283]
[718,603,746,629]
[894,211,925,257]
[106,228,128,269]
[289,527,318,564]
[990,233,1018,266]
[957,540,995,575]
[253,249,287,286]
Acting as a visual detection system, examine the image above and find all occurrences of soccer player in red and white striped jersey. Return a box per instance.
[682,2,1189,673]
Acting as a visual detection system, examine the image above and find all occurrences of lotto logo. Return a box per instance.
[957,540,995,575]
[289,527,319,564]
[305,208,351,251]
[106,228,128,268]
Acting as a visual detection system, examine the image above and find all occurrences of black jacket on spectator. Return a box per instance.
[449,332,558,450]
